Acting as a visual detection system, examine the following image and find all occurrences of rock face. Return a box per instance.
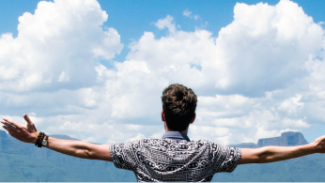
[257,131,308,147]
[232,131,308,148]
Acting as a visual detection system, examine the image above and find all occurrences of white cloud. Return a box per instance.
[1,0,325,145]
[155,15,177,34]
[0,0,123,92]
[122,0,324,144]
[189,125,230,143]
[58,71,70,82]
[183,10,192,17]
[277,94,304,114]
[205,0,324,96]
[183,9,199,20]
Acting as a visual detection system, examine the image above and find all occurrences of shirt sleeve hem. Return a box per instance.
[228,147,242,173]
[109,143,122,169]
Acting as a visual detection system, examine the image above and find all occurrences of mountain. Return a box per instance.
[231,131,308,148]
[257,131,308,147]
[0,130,324,181]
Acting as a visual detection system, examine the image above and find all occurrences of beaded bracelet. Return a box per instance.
[35,132,45,148]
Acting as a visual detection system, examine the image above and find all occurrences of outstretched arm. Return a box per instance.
[239,136,325,164]
[1,114,112,162]
[44,137,112,161]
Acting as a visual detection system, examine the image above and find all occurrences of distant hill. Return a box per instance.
[230,131,308,148]
[0,130,324,181]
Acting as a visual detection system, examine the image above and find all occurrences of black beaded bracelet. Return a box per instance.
[34,132,40,146]
[35,132,41,146]
[35,132,45,148]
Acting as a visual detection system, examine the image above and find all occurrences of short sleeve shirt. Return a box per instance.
[110,135,241,182]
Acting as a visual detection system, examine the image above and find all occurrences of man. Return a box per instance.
[1,84,325,182]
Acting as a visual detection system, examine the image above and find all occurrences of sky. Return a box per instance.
[0,0,325,145]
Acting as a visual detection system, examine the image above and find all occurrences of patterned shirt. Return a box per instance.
[110,131,241,182]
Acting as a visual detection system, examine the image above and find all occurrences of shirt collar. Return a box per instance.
[162,131,190,142]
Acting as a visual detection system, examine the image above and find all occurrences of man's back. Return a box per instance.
[110,133,241,182]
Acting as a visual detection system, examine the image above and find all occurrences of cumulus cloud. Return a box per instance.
[1,0,325,145]
[123,0,325,143]
[0,0,123,92]
[207,0,323,96]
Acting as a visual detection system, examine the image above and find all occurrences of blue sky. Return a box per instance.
[0,0,325,144]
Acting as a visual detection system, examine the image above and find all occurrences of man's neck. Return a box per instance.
[164,128,188,135]
[166,130,188,134]
[163,122,189,135]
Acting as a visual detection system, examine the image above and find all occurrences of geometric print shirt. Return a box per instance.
[110,131,242,182]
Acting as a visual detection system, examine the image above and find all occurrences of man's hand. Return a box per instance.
[313,135,325,153]
[1,114,38,143]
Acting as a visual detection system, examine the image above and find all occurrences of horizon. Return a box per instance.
[0,128,309,145]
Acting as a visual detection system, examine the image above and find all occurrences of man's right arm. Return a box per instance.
[239,135,325,164]
[1,115,113,162]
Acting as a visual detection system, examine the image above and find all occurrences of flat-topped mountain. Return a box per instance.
[257,131,308,147]
[232,131,309,148]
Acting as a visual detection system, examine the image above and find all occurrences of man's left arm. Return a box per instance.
[43,137,113,161]
[239,135,325,164]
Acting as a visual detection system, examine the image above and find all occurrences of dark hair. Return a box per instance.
[161,84,197,131]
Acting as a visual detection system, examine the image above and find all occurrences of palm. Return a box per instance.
[1,114,38,143]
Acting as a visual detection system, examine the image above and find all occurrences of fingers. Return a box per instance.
[1,116,36,143]
[2,126,19,139]
[1,120,17,129]
[1,121,19,132]
[24,114,33,125]
[3,125,19,139]
[24,114,38,132]
[2,115,37,135]
[2,118,24,128]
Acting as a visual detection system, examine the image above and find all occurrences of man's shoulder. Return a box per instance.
[110,137,236,160]
[112,137,225,146]
[125,137,215,144]
[127,138,220,151]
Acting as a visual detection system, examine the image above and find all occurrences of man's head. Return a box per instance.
[161,84,197,132]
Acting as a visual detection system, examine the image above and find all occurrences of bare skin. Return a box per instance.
[1,113,325,164]
[1,114,113,161]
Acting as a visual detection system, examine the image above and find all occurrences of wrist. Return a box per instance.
[31,132,39,144]
[34,132,49,148]
[302,143,318,154]
[311,141,323,153]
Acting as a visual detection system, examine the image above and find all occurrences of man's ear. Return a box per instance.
[190,113,196,124]
[161,110,166,122]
